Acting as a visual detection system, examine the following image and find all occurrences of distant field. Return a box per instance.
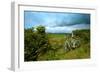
[47,33,66,38]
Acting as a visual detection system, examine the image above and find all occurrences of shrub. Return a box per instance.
[24,26,51,61]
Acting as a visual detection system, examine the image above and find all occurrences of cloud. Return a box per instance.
[71,23,90,29]
[24,11,90,33]
[46,26,72,33]
[45,24,90,33]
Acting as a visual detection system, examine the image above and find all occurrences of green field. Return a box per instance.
[24,26,90,61]
[37,30,90,60]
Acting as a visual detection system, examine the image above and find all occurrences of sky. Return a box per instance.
[24,11,90,33]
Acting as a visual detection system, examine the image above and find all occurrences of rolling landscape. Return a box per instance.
[24,11,90,61]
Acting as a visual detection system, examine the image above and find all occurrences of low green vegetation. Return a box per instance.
[24,26,90,61]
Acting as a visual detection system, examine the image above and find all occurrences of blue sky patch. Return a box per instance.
[24,11,90,33]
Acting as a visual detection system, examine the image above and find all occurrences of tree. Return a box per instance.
[36,25,45,34]
[24,26,51,61]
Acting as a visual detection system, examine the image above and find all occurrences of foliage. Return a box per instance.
[73,29,90,43]
[24,27,90,61]
[24,26,51,61]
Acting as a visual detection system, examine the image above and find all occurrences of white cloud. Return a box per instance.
[46,26,73,33]
[45,24,90,33]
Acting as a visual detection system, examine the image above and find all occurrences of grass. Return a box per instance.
[37,32,90,61]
